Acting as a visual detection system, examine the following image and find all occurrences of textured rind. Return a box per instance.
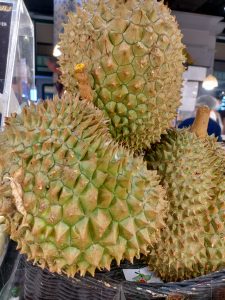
[0,94,167,277]
[59,0,185,151]
[145,129,225,282]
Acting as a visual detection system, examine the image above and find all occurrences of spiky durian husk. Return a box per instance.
[0,94,167,277]
[0,137,13,257]
[145,129,225,282]
[59,0,185,151]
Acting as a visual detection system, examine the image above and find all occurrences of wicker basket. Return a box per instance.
[22,256,225,300]
[23,259,167,300]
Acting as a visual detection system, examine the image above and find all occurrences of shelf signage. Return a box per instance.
[0,2,12,94]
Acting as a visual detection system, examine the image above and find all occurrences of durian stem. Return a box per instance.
[190,106,210,139]
[74,64,93,101]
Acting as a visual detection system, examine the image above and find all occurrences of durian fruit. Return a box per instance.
[0,93,167,277]
[0,138,14,257]
[59,0,185,151]
[145,106,225,281]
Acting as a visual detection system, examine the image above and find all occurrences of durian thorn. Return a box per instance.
[190,106,210,139]
[3,177,26,216]
[20,215,30,229]
[74,63,93,102]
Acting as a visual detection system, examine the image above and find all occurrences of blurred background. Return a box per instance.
[0,0,221,136]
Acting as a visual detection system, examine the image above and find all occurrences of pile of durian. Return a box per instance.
[0,0,224,283]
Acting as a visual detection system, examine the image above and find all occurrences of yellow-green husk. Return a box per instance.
[59,0,185,151]
[0,94,167,276]
[146,128,225,281]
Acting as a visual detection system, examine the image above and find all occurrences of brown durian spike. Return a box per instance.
[74,63,93,101]
[0,180,15,215]
[190,106,210,139]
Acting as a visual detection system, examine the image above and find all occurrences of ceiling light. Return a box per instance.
[202,75,218,91]
[53,44,62,57]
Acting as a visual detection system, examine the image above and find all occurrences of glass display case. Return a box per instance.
[0,0,35,128]
[0,244,23,300]
[0,1,35,297]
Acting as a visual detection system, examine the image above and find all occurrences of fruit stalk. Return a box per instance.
[74,63,93,101]
[190,106,210,139]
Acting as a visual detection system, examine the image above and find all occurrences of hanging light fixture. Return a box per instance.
[53,44,62,57]
[202,75,218,91]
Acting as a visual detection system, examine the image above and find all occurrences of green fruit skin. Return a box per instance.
[59,0,185,151]
[0,94,167,277]
[146,129,225,282]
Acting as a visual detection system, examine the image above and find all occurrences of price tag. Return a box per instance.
[123,267,163,283]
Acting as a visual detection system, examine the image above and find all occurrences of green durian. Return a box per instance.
[145,107,225,281]
[0,93,167,277]
[59,0,185,151]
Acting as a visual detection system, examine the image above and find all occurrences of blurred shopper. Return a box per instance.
[47,57,64,98]
[179,95,222,141]
[219,110,225,135]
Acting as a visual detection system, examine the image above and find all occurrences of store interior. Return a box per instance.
[1,0,225,299]
[16,0,225,139]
